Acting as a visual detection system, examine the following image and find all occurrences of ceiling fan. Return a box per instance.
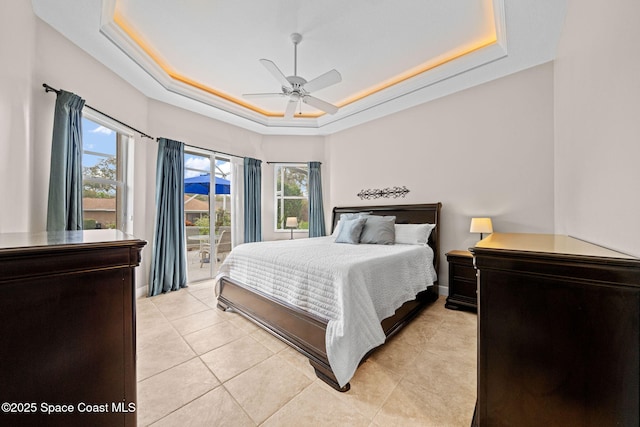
[243,33,342,118]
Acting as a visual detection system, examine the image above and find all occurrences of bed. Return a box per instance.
[215,203,441,391]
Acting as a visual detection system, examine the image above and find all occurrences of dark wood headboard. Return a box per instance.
[331,203,442,276]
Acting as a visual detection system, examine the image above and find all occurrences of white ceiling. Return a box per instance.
[31,0,566,135]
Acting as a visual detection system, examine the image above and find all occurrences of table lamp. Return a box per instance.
[470,217,493,240]
[285,217,298,239]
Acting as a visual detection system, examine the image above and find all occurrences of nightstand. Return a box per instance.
[445,250,477,311]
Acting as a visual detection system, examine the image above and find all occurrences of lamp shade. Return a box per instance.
[470,217,493,234]
[285,217,299,228]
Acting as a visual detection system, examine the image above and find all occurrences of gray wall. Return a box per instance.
[326,63,556,293]
[554,0,640,256]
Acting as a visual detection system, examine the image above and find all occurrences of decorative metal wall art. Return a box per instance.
[357,186,410,200]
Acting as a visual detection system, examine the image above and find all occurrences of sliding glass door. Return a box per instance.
[183,149,233,283]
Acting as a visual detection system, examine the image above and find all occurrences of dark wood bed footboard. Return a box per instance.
[216,203,442,391]
[217,275,437,391]
[216,275,336,385]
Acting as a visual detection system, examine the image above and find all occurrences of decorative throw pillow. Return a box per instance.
[332,212,371,236]
[359,216,396,245]
[334,217,367,244]
[394,223,436,245]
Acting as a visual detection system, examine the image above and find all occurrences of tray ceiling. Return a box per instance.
[32,0,566,135]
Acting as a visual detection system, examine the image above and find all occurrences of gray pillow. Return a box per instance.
[332,212,371,236]
[334,217,367,244]
[360,215,396,245]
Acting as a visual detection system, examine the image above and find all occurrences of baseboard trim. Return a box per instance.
[136,286,147,299]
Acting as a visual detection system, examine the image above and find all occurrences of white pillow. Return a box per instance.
[394,223,435,245]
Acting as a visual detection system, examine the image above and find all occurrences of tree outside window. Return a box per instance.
[275,164,309,231]
[82,116,129,231]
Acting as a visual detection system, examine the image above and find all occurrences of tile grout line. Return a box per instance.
[138,287,477,426]
[138,293,226,426]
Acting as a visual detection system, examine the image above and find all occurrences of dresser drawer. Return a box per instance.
[451,277,476,299]
[453,264,477,282]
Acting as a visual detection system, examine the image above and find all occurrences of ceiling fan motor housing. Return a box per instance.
[291,33,302,45]
[285,75,307,95]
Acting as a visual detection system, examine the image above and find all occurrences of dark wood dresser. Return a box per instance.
[0,230,146,427]
[445,250,477,311]
[471,233,640,427]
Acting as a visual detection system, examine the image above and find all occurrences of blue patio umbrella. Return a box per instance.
[184,174,230,195]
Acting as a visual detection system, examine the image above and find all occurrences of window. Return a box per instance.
[274,163,309,231]
[81,113,133,233]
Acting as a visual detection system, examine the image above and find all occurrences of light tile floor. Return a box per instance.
[136,281,477,426]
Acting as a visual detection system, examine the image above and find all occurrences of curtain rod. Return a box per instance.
[266,161,321,165]
[185,144,244,160]
[43,83,154,139]
[161,139,244,160]
[44,83,246,159]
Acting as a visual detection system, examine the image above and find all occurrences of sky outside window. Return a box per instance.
[82,117,116,167]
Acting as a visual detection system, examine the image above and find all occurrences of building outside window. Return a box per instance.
[274,163,309,232]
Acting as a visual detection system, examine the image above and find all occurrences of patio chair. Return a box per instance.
[200,230,229,268]
[199,243,210,268]
[214,229,231,263]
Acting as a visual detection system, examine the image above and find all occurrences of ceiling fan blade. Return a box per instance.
[284,98,298,119]
[242,92,286,99]
[260,59,291,88]
[303,69,342,93]
[303,95,339,115]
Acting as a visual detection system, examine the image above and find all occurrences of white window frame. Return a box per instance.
[273,163,308,233]
[82,109,134,234]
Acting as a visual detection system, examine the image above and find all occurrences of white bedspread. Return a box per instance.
[215,236,437,387]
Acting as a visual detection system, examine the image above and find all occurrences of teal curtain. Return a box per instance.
[308,161,326,237]
[149,138,187,296]
[46,90,85,231]
[243,157,262,243]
